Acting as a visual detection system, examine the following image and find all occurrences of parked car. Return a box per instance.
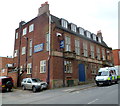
[0,76,14,92]
[21,78,48,92]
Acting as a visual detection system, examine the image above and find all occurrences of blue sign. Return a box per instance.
[34,43,44,53]
[60,40,64,49]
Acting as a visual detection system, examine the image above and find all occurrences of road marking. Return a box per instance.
[63,89,76,92]
[88,99,99,104]
[76,91,80,93]
[71,91,80,94]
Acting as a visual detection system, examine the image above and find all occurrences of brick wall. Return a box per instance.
[8,71,18,87]
[113,49,120,66]
[0,57,13,76]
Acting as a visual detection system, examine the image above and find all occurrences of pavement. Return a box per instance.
[13,80,120,93]
[13,82,97,93]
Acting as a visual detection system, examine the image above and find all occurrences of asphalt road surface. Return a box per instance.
[2,83,119,104]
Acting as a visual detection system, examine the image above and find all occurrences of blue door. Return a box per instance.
[79,64,86,81]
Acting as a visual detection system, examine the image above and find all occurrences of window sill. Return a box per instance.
[40,72,46,74]
[92,73,96,75]
[65,72,72,74]
[27,73,32,75]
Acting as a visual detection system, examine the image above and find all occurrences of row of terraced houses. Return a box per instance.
[0,2,115,88]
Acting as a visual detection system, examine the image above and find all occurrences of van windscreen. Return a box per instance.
[98,71,108,76]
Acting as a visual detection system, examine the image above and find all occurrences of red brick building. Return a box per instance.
[113,49,120,65]
[112,49,120,69]
[13,3,113,88]
[0,57,13,76]
[0,57,18,87]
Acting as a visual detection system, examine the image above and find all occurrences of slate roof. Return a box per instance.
[51,15,112,50]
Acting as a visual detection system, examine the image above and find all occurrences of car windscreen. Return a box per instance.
[98,71,108,76]
[32,78,41,82]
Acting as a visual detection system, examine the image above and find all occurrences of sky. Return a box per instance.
[0,0,118,57]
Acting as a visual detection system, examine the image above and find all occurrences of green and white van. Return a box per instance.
[95,67,118,86]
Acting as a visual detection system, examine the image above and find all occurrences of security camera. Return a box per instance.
[56,33,62,37]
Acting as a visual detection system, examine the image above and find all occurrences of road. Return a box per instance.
[2,83,119,104]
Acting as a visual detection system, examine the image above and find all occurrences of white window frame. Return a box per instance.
[83,42,88,57]
[91,64,96,74]
[22,47,26,55]
[79,27,84,35]
[29,40,32,56]
[20,66,23,74]
[97,47,100,60]
[46,33,49,51]
[64,61,72,73]
[90,44,94,59]
[98,37,102,43]
[65,36,71,52]
[107,50,111,60]
[15,32,18,39]
[61,19,68,29]
[27,63,32,74]
[14,50,18,57]
[29,24,34,32]
[102,49,106,60]
[2,69,5,73]
[71,24,77,32]
[86,31,91,38]
[40,60,46,73]
[75,39,80,55]
[92,34,97,41]
[22,27,27,36]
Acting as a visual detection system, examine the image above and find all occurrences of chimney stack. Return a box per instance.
[19,21,26,28]
[97,30,103,40]
[38,2,50,16]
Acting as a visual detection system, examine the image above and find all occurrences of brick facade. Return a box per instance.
[113,49,120,66]
[0,57,13,76]
[0,57,18,87]
[13,3,113,88]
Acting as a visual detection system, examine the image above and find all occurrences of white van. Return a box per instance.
[114,66,120,80]
[95,67,118,86]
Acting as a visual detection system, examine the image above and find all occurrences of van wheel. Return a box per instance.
[32,86,37,93]
[115,80,118,84]
[6,88,11,92]
[96,83,99,86]
[108,81,111,86]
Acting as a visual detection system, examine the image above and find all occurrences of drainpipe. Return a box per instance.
[63,45,65,87]
[24,36,28,74]
[46,12,51,85]
[62,33,65,87]
[17,22,23,87]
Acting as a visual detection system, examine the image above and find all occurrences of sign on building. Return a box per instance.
[60,40,64,49]
[34,43,44,53]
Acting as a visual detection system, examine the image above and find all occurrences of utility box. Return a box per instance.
[67,80,74,87]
